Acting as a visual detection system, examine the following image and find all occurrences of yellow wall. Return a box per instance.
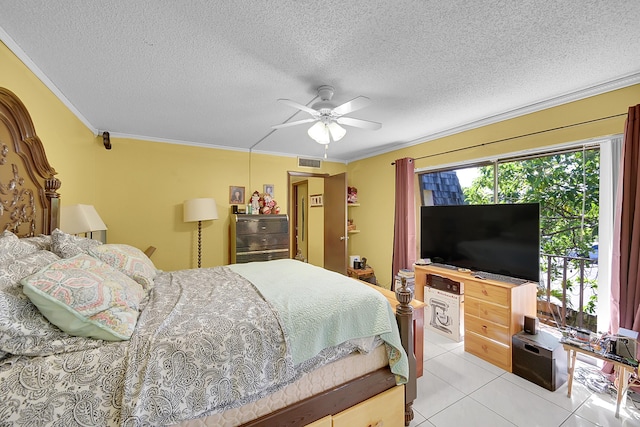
[0,41,97,205]
[1,41,347,271]
[347,84,640,288]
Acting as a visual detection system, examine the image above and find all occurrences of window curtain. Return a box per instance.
[610,104,640,335]
[392,157,416,290]
[602,105,639,381]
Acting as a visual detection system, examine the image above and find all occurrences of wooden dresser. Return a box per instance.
[230,214,289,263]
[415,265,537,372]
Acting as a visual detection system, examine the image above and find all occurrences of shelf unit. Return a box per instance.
[347,203,360,233]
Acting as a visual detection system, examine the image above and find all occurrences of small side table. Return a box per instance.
[563,342,636,418]
[347,266,375,281]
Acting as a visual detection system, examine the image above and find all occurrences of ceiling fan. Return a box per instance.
[271,85,382,147]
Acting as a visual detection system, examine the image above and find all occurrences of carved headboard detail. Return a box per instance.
[0,88,61,237]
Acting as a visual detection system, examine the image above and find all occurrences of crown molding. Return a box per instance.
[0,27,97,134]
[351,72,640,163]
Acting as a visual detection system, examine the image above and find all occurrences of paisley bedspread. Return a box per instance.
[0,264,405,426]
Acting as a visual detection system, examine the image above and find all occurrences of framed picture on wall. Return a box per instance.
[310,194,323,207]
[263,184,274,197]
[229,186,245,204]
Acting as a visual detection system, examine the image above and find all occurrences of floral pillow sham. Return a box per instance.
[51,228,102,258]
[22,254,145,341]
[89,244,158,292]
[0,230,39,264]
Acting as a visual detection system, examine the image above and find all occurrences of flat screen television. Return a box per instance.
[420,203,540,282]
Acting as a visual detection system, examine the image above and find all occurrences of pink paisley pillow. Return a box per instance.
[22,254,144,341]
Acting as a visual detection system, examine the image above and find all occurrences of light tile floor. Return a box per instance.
[410,328,640,427]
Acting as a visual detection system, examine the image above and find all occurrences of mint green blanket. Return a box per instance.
[229,259,408,384]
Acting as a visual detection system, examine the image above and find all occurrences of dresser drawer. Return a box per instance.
[465,315,510,345]
[465,298,510,326]
[235,232,289,252]
[465,281,510,306]
[235,249,289,263]
[465,332,511,371]
[332,385,404,427]
[235,216,288,235]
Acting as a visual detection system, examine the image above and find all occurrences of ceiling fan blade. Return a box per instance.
[337,116,382,130]
[278,99,319,116]
[272,118,317,129]
[332,96,371,116]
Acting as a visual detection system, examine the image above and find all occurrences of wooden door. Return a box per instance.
[324,173,347,274]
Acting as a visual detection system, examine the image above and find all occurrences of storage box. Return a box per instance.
[512,330,567,391]
[424,286,464,342]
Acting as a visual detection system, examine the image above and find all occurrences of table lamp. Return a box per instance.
[184,198,218,268]
[60,204,108,241]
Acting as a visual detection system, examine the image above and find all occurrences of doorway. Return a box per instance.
[287,171,348,274]
[291,180,309,262]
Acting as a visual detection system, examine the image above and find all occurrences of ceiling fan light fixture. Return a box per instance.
[308,121,346,145]
[308,121,331,145]
[328,122,346,141]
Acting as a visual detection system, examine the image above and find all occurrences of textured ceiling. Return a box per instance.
[1,1,639,162]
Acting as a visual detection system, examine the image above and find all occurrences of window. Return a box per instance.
[417,143,605,331]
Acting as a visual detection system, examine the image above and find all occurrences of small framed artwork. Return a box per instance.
[263,184,274,197]
[229,186,245,204]
[310,194,323,207]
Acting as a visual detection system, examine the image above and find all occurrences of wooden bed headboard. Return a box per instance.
[0,87,61,237]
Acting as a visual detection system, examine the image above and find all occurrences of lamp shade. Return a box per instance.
[184,198,218,222]
[307,121,346,145]
[60,204,108,234]
[327,122,346,141]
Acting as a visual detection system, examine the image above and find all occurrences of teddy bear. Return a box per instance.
[261,193,280,214]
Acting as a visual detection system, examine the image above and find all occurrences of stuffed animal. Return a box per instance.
[261,193,280,214]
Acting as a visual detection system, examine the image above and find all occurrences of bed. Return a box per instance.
[0,87,417,426]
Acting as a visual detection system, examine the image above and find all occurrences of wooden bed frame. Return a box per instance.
[0,87,417,426]
[0,88,60,237]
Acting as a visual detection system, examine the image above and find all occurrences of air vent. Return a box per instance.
[298,157,322,168]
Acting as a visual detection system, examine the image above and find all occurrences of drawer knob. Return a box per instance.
[482,289,488,296]
[482,344,488,352]
[482,325,488,332]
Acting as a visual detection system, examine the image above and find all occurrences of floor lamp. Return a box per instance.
[184,198,218,268]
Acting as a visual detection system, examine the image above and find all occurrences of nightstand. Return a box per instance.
[347,266,375,281]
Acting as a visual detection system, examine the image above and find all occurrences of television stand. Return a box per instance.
[415,264,537,372]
